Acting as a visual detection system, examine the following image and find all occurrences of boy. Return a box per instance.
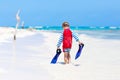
[57,22,82,64]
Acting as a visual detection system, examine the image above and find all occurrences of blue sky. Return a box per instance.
[0,0,120,26]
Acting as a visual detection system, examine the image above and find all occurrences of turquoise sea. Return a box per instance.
[9,26,120,40]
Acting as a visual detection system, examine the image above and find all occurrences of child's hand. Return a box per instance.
[57,47,60,49]
[78,41,83,45]
[56,48,62,53]
[79,42,84,47]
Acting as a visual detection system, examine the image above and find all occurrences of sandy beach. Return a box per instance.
[0,27,120,80]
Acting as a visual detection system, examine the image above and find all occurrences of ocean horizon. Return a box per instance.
[1,26,120,40]
[6,25,120,30]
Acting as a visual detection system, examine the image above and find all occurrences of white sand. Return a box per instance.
[0,27,120,80]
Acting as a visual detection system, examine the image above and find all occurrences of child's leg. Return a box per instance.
[63,48,71,64]
[67,53,71,63]
[64,52,69,64]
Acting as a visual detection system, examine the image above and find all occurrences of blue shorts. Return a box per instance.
[63,48,71,53]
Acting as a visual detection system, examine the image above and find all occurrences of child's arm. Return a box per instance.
[57,33,63,48]
[72,32,82,44]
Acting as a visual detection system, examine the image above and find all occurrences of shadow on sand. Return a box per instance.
[57,62,81,66]
[57,62,66,65]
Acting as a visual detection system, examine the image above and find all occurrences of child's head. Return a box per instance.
[62,22,70,29]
